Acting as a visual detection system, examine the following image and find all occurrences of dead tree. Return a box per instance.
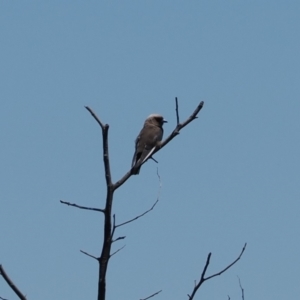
[1,98,246,300]
[60,98,204,300]
[60,98,246,300]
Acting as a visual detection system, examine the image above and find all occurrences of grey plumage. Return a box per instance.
[131,114,167,175]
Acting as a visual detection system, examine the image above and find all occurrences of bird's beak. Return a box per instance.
[163,119,168,123]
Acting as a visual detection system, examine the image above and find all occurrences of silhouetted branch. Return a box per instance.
[140,289,162,300]
[175,97,180,125]
[80,250,99,261]
[112,236,126,243]
[113,99,204,190]
[0,296,8,300]
[187,243,247,300]
[205,243,247,281]
[150,157,159,163]
[160,100,204,151]
[84,106,105,129]
[85,106,112,188]
[68,99,204,300]
[116,168,161,228]
[85,106,115,300]
[60,200,105,213]
[238,276,244,300]
[0,265,26,300]
[116,199,159,228]
[110,245,126,258]
[113,170,131,191]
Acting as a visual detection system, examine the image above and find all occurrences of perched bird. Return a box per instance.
[131,114,167,175]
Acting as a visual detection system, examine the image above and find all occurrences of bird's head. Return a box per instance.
[146,114,167,127]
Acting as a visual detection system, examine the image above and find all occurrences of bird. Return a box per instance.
[131,114,167,175]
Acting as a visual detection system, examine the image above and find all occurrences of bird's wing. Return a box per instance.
[137,125,162,165]
[139,146,156,165]
[131,135,141,167]
[132,124,163,168]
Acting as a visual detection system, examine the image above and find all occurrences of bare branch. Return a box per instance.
[85,106,113,188]
[111,214,117,240]
[116,168,162,228]
[159,100,204,151]
[80,250,99,261]
[113,99,204,190]
[110,245,125,258]
[238,276,244,300]
[112,236,126,243]
[188,243,247,300]
[60,200,105,213]
[140,289,162,300]
[83,106,116,300]
[227,296,230,300]
[84,106,105,129]
[76,100,203,300]
[205,243,247,281]
[150,157,159,163]
[0,265,27,300]
[175,97,180,125]
[112,170,132,191]
[0,296,8,300]
[116,199,159,228]
[200,252,211,282]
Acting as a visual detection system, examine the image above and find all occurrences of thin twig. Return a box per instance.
[112,236,126,243]
[156,168,162,192]
[199,253,211,282]
[238,276,244,300]
[110,214,117,241]
[175,97,180,125]
[140,289,162,300]
[188,243,247,300]
[0,296,8,300]
[160,100,204,149]
[84,106,105,129]
[115,199,159,228]
[116,169,162,228]
[60,200,105,213]
[80,250,99,261]
[205,243,247,281]
[0,265,26,300]
[150,157,159,163]
[110,245,125,258]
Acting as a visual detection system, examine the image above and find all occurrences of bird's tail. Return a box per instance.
[131,164,141,175]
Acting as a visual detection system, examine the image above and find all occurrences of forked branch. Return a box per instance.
[160,100,204,150]
[84,106,114,300]
[63,99,204,300]
[187,243,247,300]
[85,106,112,188]
[113,99,204,190]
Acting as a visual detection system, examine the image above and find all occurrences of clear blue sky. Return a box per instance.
[1,1,299,299]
